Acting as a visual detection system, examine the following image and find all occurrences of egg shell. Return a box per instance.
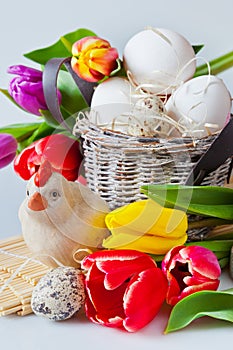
[90,76,133,131]
[31,266,85,321]
[165,75,232,136]
[91,77,133,107]
[123,28,196,94]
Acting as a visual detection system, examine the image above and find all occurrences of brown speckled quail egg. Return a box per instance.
[31,266,86,321]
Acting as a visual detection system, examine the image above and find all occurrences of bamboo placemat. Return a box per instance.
[0,235,51,316]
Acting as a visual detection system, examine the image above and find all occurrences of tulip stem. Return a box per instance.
[188,217,233,230]
[194,51,233,76]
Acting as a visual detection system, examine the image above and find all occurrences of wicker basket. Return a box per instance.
[73,114,232,240]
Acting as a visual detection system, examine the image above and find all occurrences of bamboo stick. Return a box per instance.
[0,235,50,317]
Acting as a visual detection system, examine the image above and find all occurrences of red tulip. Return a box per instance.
[14,134,82,181]
[71,36,119,82]
[162,245,221,306]
[82,249,168,332]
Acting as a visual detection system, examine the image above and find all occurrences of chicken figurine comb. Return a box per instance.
[19,160,110,267]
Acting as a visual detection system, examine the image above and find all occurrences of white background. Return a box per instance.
[0,0,233,348]
[0,0,233,237]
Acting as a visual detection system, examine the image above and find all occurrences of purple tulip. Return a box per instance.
[0,134,18,169]
[8,65,61,116]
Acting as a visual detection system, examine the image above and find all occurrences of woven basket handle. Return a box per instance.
[43,57,96,130]
[185,115,233,185]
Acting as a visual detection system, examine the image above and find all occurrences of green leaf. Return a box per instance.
[188,203,233,220]
[0,122,41,142]
[165,289,233,333]
[194,51,233,76]
[218,257,230,269]
[25,122,55,144]
[39,109,60,128]
[192,44,204,54]
[24,28,96,66]
[0,89,29,112]
[39,108,76,131]
[141,184,233,220]
[57,69,88,114]
[186,239,233,252]
[16,122,56,152]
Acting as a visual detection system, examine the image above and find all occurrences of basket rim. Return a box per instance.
[74,115,219,147]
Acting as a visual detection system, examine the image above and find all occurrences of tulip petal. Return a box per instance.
[88,48,118,76]
[9,78,46,116]
[180,246,221,279]
[13,134,82,182]
[83,250,168,332]
[161,245,183,272]
[0,134,17,169]
[179,280,220,301]
[96,256,156,290]
[0,133,17,154]
[14,143,36,180]
[72,37,110,56]
[71,57,103,82]
[162,245,221,305]
[105,200,187,238]
[35,134,81,170]
[123,268,168,332]
[103,231,187,255]
[7,65,43,80]
[85,289,124,328]
[167,279,220,305]
[71,36,118,82]
[85,263,126,327]
[165,270,182,306]
[82,249,149,269]
[0,152,16,169]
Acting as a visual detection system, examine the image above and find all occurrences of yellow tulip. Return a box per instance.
[103,200,188,255]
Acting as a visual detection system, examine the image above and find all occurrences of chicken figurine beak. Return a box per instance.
[28,192,48,211]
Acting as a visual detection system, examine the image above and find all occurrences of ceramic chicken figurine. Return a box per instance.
[19,160,110,267]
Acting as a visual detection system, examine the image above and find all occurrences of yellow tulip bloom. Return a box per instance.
[103,200,188,255]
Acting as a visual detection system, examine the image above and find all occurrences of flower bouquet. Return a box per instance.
[0,27,233,333]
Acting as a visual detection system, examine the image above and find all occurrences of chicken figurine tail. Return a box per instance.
[19,160,110,267]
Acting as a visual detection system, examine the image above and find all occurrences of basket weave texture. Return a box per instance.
[74,118,232,241]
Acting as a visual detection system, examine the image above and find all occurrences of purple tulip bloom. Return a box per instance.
[0,134,18,169]
[8,65,61,116]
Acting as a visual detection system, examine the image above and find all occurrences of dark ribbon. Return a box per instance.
[43,57,96,131]
[185,116,233,185]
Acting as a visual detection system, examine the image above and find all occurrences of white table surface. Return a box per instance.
[0,271,232,350]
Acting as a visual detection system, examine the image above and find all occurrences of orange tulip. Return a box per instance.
[71,36,119,82]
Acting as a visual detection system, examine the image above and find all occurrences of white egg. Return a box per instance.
[90,77,134,131]
[91,77,132,106]
[165,75,232,137]
[123,28,196,94]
